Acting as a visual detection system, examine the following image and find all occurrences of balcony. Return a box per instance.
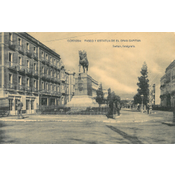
[26,50,32,58]
[17,65,25,74]
[50,76,54,82]
[33,70,38,77]
[33,53,38,61]
[25,68,33,76]
[60,76,65,82]
[17,45,24,55]
[25,86,32,93]
[6,62,17,71]
[41,73,46,79]
[40,89,47,94]
[5,83,17,91]
[61,89,65,94]
[41,57,49,65]
[9,41,16,51]
[32,87,38,93]
[17,85,25,92]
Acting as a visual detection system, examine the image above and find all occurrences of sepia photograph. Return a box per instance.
[0,32,175,144]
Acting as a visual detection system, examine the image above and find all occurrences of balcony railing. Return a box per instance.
[5,83,17,90]
[17,45,24,55]
[17,65,25,73]
[9,41,16,51]
[61,89,65,94]
[26,50,32,58]
[33,53,38,61]
[33,70,38,77]
[32,87,38,93]
[25,68,33,75]
[6,62,18,70]
[17,85,25,91]
[25,86,32,92]
[41,73,46,79]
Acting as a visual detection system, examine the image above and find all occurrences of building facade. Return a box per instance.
[160,60,175,107]
[0,32,68,115]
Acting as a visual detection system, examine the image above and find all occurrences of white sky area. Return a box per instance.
[28,32,175,104]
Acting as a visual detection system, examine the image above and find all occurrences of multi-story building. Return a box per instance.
[0,32,68,115]
[65,70,75,103]
[160,60,175,107]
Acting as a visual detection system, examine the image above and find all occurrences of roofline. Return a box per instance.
[16,32,61,59]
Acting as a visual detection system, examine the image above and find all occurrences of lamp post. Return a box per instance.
[141,94,144,113]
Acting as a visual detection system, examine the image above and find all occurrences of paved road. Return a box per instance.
[0,109,175,144]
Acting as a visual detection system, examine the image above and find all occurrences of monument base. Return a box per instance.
[66,95,99,108]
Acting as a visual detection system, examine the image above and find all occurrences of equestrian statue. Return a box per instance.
[79,50,89,73]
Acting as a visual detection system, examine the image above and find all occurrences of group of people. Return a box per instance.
[106,100,121,118]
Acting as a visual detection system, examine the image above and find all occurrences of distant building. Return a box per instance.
[160,60,175,107]
[0,32,68,115]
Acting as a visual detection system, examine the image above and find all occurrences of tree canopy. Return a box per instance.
[134,62,149,105]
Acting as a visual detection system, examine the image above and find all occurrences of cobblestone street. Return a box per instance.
[0,109,175,144]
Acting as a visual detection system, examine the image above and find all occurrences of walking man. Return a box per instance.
[116,101,121,116]
[17,100,24,119]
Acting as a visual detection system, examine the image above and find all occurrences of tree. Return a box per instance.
[134,62,149,105]
[96,83,104,107]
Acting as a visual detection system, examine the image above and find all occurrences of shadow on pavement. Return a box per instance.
[106,125,143,144]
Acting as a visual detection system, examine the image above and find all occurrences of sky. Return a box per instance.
[28,32,175,103]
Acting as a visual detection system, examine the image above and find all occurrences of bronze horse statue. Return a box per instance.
[79,50,89,73]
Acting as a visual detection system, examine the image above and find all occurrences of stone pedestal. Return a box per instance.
[66,73,99,108]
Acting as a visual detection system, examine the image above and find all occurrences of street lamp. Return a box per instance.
[141,94,144,113]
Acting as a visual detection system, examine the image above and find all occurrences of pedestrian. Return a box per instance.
[106,100,114,118]
[116,101,121,116]
[17,100,24,119]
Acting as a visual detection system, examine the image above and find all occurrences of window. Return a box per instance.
[31,100,34,110]
[19,56,22,66]
[27,60,30,68]
[46,54,48,60]
[42,67,44,74]
[46,83,48,91]
[26,100,29,110]
[57,86,59,92]
[47,69,49,75]
[51,70,52,77]
[34,47,36,53]
[42,51,44,57]
[34,79,37,88]
[9,99,13,111]
[34,63,36,71]
[54,85,56,91]
[50,84,52,91]
[26,78,30,87]
[26,43,29,51]
[9,74,13,84]
[9,33,12,41]
[42,82,44,89]
[9,53,13,62]
[18,76,22,85]
[18,38,21,46]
